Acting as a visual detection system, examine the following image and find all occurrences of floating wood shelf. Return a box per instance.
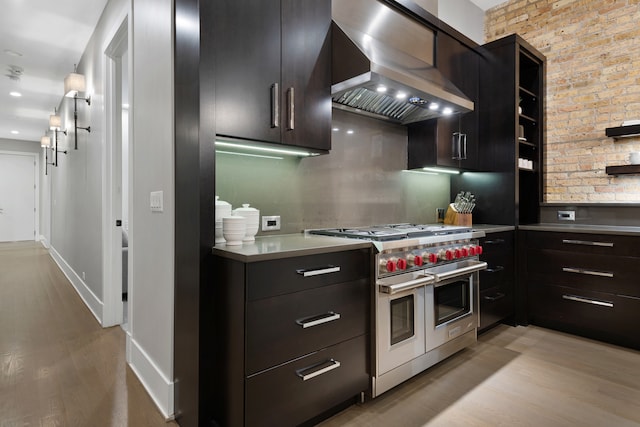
[605,125,640,139]
[605,164,640,175]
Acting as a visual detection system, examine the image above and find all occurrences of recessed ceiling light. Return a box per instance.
[332,127,340,132]
[346,129,355,134]
[442,107,453,115]
[4,49,23,57]
[9,91,22,97]
[11,130,19,135]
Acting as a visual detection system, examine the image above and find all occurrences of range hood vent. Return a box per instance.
[331,0,474,125]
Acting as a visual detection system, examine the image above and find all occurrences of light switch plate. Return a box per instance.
[150,191,164,212]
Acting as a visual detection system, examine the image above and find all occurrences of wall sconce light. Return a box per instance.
[64,64,91,150]
[49,108,68,166]
[41,136,54,176]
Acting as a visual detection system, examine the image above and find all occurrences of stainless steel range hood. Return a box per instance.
[331,0,474,125]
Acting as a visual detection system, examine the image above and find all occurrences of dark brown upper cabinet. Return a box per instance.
[408,31,480,170]
[212,0,331,152]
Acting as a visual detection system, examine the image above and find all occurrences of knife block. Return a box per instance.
[443,204,472,226]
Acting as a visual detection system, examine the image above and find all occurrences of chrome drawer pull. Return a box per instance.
[286,87,295,130]
[562,267,614,278]
[562,239,614,248]
[297,359,341,381]
[485,266,505,274]
[270,83,279,128]
[562,294,614,308]
[296,265,341,277]
[484,292,506,301]
[296,312,341,329]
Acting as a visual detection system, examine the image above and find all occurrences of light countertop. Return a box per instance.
[519,223,640,236]
[212,233,371,262]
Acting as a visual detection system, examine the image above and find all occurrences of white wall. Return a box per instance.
[129,0,175,417]
[438,0,485,44]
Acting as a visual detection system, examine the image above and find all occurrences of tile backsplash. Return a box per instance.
[215,109,450,235]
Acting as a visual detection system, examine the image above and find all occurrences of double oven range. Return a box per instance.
[310,224,487,397]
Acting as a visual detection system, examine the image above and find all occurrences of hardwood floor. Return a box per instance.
[320,323,640,426]
[0,241,177,427]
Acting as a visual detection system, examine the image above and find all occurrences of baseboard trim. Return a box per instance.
[39,235,50,249]
[129,336,174,419]
[48,245,103,324]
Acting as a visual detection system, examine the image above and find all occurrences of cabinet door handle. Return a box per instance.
[562,294,614,308]
[483,239,505,245]
[296,359,341,381]
[452,132,467,160]
[485,266,505,274]
[562,267,614,278]
[562,239,614,248]
[296,265,340,277]
[296,311,341,329]
[484,292,506,301]
[271,83,279,128]
[286,87,295,130]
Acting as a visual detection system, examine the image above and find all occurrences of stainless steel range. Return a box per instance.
[310,224,487,397]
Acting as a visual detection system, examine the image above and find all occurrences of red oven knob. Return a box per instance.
[413,255,423,266]
[445,249,454,261]
[428,253,438,264]
[454,248,462,259]
[397,258,408,270]
[461,247,469,257]
[385,259,397,272]
[476,245,483,255]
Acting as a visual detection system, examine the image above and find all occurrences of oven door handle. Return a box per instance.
[378,274,435,294]
[431,261,487,282]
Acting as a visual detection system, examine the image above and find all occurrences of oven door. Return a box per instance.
[376,273,432,375]
[425,263,484,352]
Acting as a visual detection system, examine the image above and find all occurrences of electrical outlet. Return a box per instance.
[262,215,281,231]
[82,271,86,280]
[150,191,164,212]
[557,210,575,221]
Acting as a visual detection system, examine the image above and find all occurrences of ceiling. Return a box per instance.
[469,0,507,10]
[0,0,108,144]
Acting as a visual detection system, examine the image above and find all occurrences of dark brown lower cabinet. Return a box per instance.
[207,248,371,426]
[478,231,515,332]
[522,230,640,350]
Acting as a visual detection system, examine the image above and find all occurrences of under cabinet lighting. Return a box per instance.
[422,167,460,175]
[215,140,320,157]
[216,150,284,160]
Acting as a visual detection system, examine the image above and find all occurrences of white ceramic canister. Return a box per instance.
[233,203,260,243]
[222,216,246,246]
[215,196,232,222]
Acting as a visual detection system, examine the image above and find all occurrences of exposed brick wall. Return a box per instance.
[485,0,640,202]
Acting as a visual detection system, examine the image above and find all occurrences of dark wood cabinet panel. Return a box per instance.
[529,283,640,350]
[247,248,371,301]
[478,231,515,331]
[212,0,282,144]
[212,0,331,151]
[521,230,640,350]
[477,34,545,225]
[246,278,369,374]
[408,31,479,170]
[246,335,369,427]
[208,248,371,426]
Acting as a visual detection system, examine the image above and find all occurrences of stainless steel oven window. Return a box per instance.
[390,295,415,345]
[434,279,470,326]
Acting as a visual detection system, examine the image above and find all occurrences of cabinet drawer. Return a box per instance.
[247,248,371,300]
[245,335,369,427]
[529,283,640,350]
[246,279,369,374]
[479,285,513,331]
[526,231,635,256]
[479,231,514,292]
[527,249,640,297]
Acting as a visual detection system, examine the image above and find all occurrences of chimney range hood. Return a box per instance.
[331,0,474,125]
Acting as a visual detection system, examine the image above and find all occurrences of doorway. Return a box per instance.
[102,17,130,328]
[0,152,38,242]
